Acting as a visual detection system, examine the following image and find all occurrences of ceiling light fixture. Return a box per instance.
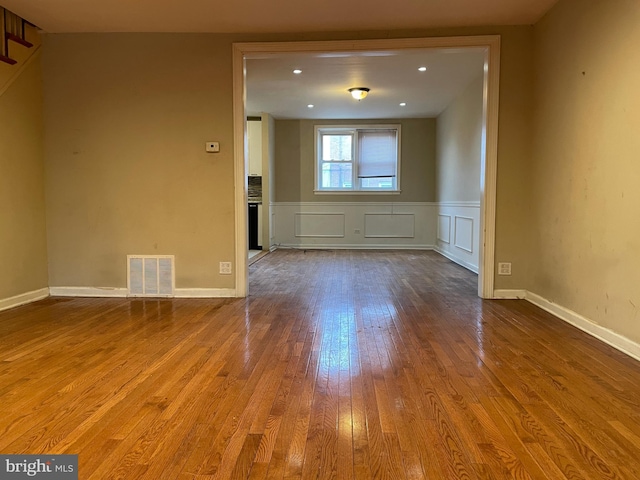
[399,102,407,106]
[348,87,370,101]
[293,69,302,74]
[418,66,427,72]
[307,104,314,108]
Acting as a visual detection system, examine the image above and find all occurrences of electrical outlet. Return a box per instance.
[498,262,512,276]
[206,141,220,153]
[219,262,232,274]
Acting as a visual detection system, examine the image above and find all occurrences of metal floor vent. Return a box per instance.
[127,255,175,297]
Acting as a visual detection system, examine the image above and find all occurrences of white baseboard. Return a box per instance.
[525,291,640,363]
[49,287,128,297]
[434,247,479,274]
[49,286,237,299]
[175,288,236,298]
[493,289,527,299]
[277,244,435,250]
[0,287,50,312]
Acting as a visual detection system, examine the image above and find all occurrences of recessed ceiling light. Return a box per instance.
[307,104,314,108]
[418,66,427,72]
[399,102,407,106]
[293,69,302,74]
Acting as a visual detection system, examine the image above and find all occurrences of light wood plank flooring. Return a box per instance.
[1,250,640,479]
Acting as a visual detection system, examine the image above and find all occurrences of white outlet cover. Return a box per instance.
[498,262,512,275]
[206,142,220,153]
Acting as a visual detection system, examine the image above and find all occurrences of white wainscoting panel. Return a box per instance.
[435,202,480,273]
[294,213,345,238]
[270,212,276,244]
[364,213,414,238]
[437,215,451,244]
[273,202,436,249]
[454,216,474,253]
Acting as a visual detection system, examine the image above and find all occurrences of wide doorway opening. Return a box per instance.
[232,36,500,298]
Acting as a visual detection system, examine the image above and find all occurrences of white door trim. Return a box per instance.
[232,35,501,298]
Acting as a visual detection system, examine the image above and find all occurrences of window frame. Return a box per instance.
[314,124,401,194]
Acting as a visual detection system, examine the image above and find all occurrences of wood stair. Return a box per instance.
[1,7,36,65]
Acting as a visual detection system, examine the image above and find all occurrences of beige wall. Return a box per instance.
[43,34,236,289]
[491,28,534,289]
[435,74,483,202]
[0,53,49,299]
[41,27,533,290]
[530,0,640,343]
[274,118,436,203]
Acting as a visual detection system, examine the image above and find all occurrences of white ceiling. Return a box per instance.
[246,49,486,119]
[4,0,558,34]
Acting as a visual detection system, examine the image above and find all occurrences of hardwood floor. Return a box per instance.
[1,250,640,479]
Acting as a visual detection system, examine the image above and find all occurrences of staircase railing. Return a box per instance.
[1,7,36,65]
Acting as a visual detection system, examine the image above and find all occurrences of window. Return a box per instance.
[315,125,400,192]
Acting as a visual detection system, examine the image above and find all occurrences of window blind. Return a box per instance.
[357,130,397,178]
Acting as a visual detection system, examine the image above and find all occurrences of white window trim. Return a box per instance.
[314,124,401,194]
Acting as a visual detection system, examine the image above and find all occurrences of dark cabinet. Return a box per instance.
[248,203,260,250]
